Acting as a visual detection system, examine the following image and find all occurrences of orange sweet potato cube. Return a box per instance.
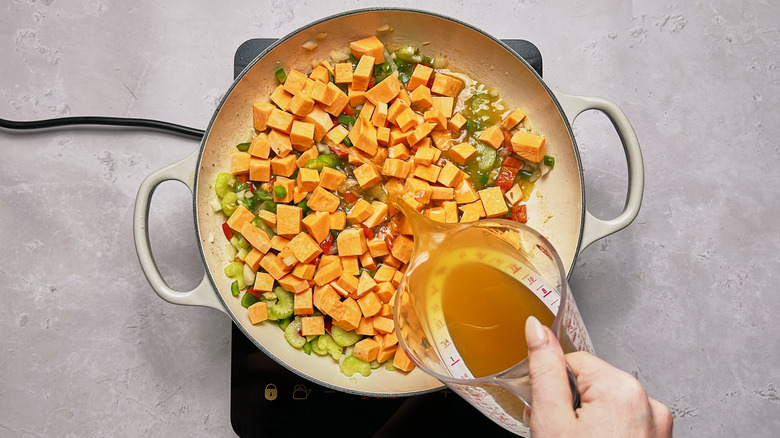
[394,107,418,132]
[288,92,315,117]
[423,108,447,131]
[392,347,415,372]
[353,338,380,363]
[510,130,546,163]
[249,157,271,182]
[270,235,289,252]
[407,63,433,91]
[437,162,463,188]
[275,204,303,236]
[410,85,433,111]
[414,146,437,167]
[273,178,295,203]
[336,228,367,257]
[277,246,298,270]
[386,99,409,125]
[390,234,414,264]
[365,75,401,106]
[296,168,320,192]
[286,232,323,264]
[381,158,411,179]
[227,204,255,232]
[448,112,467,131]
[323,124,349,147]
[359,251,377,271]
[370,101,388,128]
[302,105,335,142]
[248,302,268,324]
[271,154,297,177]
[351,55,375,92]
[372,316,395,334]
[329,211,346,230]
[292,263,316,281]
[294,289,314,315]
[308,64,329,83]
[268,129,293,158]
[501,108,527,131]
[413,164,442,183]
[318,167,347,191]
[323,84,350,117]
[259,253,292,280]
[333,297,361,331]
[302,211,330,244]
[301,316,325,336]
[244,248,264,271]
[240,222,272,253]
[350,36,385,64]
[356,271,378,297]
[478,125,505,149]
[373,264,397,283]
[353,163,382,189]
[386,144,410,160]
[283,69,308,95]
[430,186,455,201]
[248,132,270,158]
[346,199,375,225]
[443,201,459,224]
[374,282,396,304]
[377,126,391,145]
[454,179,478,204]
[334,63,353,84]
[430,74,463,97]
[252,102,275,131]
[459,200,486,223]
[313,259,343,286]
[270,85,293,111]
[313,284,340,315]
[266,108,295,134]
[307,187,340,213]
[407,122,434,147]
[348,86,366,107]
[279,273,310,293]
[356,317,378,336]
[341,255,360,277]
[431,96,454,118]
[290,121,315,149]
[448,142,477,165]
[367,239,390,258]
[362,201,388,229]
[232,151,251,174]
[479,187,509,218]
[333,274,359,297]
[253,273,274,293]
[377,343,398,364]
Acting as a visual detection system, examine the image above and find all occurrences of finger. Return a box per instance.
[564,351,630,399]
[649,398,674,437]
[525,316,575,420]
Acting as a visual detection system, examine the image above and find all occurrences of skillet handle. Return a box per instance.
[133,148,226,314]
[553,91,644,253]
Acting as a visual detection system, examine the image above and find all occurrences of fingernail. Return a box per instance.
[525,316,547,349]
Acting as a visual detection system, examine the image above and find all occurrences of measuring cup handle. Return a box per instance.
[133,148,226,313]
[553,90,645,253]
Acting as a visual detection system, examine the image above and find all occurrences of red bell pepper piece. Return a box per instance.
[236,174,249,183]
[246,288,262,298]
[495,166,520,192]
[221,222,233,240]
[511,204,528,223]
[320,234,334,254]
[344,192,358,203]
[342,105,355,117]
[501,156,523,169]
[361,224,374,239]
[503,129,514,149]
[331,144,349,157]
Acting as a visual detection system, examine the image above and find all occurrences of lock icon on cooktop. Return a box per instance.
[264,384,278,401]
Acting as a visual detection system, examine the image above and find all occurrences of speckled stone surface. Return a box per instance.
[1,1,777,436]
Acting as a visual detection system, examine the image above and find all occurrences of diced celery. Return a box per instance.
[252,218,275,240]
[317,334,343,361]
[475,142,498,172]
[278,318,291,331]
[310,336,328,356]
[385,357,397,371]
[221,191,238,216]
[215,173,234,197]
[370,360,380,369]
[284,318,306,348]
[235,234,250,250]
[224,262,244,278]
[266,287,294,320]
[241,291,259,308]
[396,46,416,63]
[340,355,371,377]
[331,325,361,347]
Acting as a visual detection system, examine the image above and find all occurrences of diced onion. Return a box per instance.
[302,40,318,51]
[316,32,328,39]
[210,199,223,212]
[329,48,350,63]
[208,232,215,243]
[243,263,256,288]
[225,244,237,261]
[432,56,448,69]
[376,24,391,32]
[317,142,330,154]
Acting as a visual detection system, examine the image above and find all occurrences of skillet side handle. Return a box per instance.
[553,91,645,253]
[133,148,226,314]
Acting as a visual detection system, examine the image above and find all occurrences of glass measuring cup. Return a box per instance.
[393,203,594,436]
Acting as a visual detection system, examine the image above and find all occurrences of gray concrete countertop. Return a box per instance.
[1,1,777,436]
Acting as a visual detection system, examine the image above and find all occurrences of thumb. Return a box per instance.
[525,316,575,421]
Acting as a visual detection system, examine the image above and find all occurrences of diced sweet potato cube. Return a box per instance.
[413,164,442,183]
[288,92,315,117]
[347,199,375,224]
[353,119,379,156]
[426,207,447,223]
[350,36,385,64]
[373,264,397,283]
[244,248,264,271]
[307,187,340,213]
[313,284,340,315]
[448,142,477,165]
[333,274,359,296]
[390,234,414,264]
[266,108,295,134]
[248,132,271,158]
[232,151,251,174]
[302,105,334,142]
[341,255,360,277]
[386,99,409,125]
[504,184,524,206]
[318,167,347,191]
[248,302,268,324]
[423,108,447,131]
[277,246,298,269]
[329,211,346,230]
[279,273,309,293]
[365,75,401,106]
[367,239,390,258]
[283,69,308,95]
[459,200,486,223]
[377,343,397,363]
[353,337,380,363]
[430,131,454,151]
[270,85,293,111]
[374,282,396,304]
[382,253,402,269]
[309,64,329,83]
[240,222,272,253]
[372,316,395,334]
[404,177,433,204]
[334,63,353,84]
[301,316,325,336]
[272,178,295,203]
[293,186,308,204]
[268,236,288,253]
[302,211,330,244]
[353,163,382,189]
[294,289,314,315]
[478,125,505,149]
[276,204,303,236]
[356,271,378,298]
[454,179,478,204]
[268,129,293,158]
[359,251,377,271]
[313,259,343,286]
[410,85,433,111]
[292,263,316,281]
[448,112,467,131]
[442,201,458,223]
[437,162,463,188]
[249,157,271,182]
[310,80,334,106]
[323,86,350,117]
[260,253,292,280]
[386,144,410,160]
[430,74,463,97]
[296,168,319,193]
[431,96,454,119]
[381,158,411,179]
[290,121,315,149]
[252,102,275,131]
[271,154,298,177]
[395,107,418,132]
[287,232,323,264]
[370,101,388,128]
[253,273,274,292]
[356,317,378,336]
[377,126,391,145]
[510,130,546,163]
[479,187,509,218]
[407,63,433,91]
[430,186,455,201]
[348,86,366,107]
[351,55,375,92]
[501,108,527,131]
[333,297,361,331]
[337,228,367,257]
[323,124,349,147]
[227,204,255,231]
[407,122,434,147]
[362,201,388,229]
[392,347,415,371]
[296,146,319,168]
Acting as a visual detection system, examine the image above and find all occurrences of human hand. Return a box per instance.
[525,316,673,437]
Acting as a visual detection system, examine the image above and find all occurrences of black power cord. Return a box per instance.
[0,116,205,140]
